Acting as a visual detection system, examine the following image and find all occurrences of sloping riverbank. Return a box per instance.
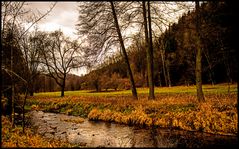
[29,110,238,148]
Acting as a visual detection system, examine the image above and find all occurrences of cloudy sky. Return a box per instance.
[24,2,79,39]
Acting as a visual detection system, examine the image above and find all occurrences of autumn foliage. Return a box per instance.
[1,116,75,147]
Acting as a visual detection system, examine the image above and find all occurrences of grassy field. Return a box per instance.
[33,83,237,97]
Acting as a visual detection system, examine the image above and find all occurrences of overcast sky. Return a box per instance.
[24,2,79,39]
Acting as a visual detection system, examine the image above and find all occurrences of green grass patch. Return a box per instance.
[165,103,197,113]
[33,83,237,98]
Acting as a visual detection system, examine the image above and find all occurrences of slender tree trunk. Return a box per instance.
[29,78,34,96]
[165,60,171,87]
[147,1,155,99]
[61,74,66,97]
[22,85,28,133]
[61,85,64,97]
[158,71,162,87]
[219,38,232,94]
[160,40,168,87]
[195,1,205,102]
[11,84,15,127]
[204,50,215,85]
[110,1,138,99]
[143,1,155,99]
[10,30,15,127]
[223,47,232,95]
[94,80,100,92]
[43,76,46,92]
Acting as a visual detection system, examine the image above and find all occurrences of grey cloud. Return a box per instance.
[24,2,79,29]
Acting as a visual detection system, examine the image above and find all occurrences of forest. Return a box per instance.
[1,1,238,148]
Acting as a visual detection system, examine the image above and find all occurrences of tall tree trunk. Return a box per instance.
[158,71,162,87]
[94,80,100,92]
[204,50,215,85]
[143,1,155,99]
[43,75,46,92]
[11,84,15,127]
[160,39,168,87]
[110,1,138,99]
[147,1,155,99]
[195,1,205,102]
[29,78,34,96]
[165,60,171,87]
[222,46,232,95]
[142,1,149,83]
[22,85,28,133]
[61,85,64,97]
[10,30,15,127]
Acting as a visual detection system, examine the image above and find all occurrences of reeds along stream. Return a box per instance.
[29,110,238,148]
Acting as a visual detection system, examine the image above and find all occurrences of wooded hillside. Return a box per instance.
[74,1,237,91]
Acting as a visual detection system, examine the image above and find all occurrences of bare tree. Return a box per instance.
[20,26,42,96]
[40,30,84,97]
[77,2,138,99]
[110,1,138,99]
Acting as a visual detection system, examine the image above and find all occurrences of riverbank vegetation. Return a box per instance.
[26,84,237,136]
[1,116,76,147]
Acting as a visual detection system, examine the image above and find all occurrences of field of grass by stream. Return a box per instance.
[26,83,238,136]
[2,83,238,147]
[2,84,238,147]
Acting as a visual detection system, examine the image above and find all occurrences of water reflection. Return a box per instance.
[29,111,238,148]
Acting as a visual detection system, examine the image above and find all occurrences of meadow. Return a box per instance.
[2,83,237,147]
[27,83,238,135]
[33,83,237,97]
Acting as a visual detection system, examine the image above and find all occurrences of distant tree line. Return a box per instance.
[34,74,82,92]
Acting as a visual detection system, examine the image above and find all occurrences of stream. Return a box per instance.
[28,110,238,148]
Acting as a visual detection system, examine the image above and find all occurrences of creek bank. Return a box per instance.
[29,110,238,148]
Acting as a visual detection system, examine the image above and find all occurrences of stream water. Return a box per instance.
[29,110,238,148]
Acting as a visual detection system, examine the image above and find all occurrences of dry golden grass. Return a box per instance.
[1,116,76,148]
[60,117,85,123]
[87,93,237,135]
[25,84,237,136]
